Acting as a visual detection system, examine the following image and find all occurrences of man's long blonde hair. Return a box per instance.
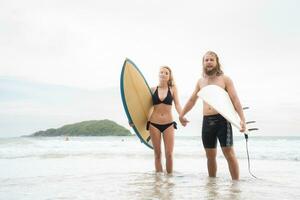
[202,51,224,77]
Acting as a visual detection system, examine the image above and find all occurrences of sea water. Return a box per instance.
[0,136,300,200]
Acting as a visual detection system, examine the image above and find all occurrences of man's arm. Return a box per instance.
[179,80,201,126]
[224,76,246,132]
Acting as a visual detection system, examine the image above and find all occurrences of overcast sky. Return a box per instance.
[1,0,300,137]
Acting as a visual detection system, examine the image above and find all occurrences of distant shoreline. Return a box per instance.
[25,119,132,137]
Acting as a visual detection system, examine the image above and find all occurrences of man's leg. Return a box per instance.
[202,115,218,177]
[221,147,239,180]
[217,116,239,180]
[204,148,217,177]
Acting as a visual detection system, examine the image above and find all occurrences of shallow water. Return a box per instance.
[1,136,300,199]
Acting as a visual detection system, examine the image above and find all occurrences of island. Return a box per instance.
[28,119,132,136]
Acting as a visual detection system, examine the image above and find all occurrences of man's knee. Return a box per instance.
[205,149,217,159]
[222,148,236,161]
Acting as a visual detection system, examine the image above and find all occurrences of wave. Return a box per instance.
[0,136,299,161]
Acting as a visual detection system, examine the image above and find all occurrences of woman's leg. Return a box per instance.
[149,124,163,172]
[162,125,174,174]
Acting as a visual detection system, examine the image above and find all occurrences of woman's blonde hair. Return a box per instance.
[161,66,175,87]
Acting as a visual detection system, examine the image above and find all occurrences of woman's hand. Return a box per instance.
[129,122,134,127]
[179,115,189,127]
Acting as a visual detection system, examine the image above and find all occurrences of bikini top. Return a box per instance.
[152,86,173,105]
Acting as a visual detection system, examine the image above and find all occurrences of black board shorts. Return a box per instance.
[202,114,233,148]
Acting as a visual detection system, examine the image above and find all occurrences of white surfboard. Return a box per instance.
[198,85,246,132]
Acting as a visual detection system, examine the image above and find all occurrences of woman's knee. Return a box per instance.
[165,151,173,161]
[154,151,162,160]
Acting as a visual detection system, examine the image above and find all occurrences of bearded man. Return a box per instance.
[179,51,246,180]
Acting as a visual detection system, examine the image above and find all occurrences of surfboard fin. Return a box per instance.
[248,128,259,131]
[246,121,259,132]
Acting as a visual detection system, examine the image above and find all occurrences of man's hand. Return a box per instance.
[179,115,190,127]
[240,121,246,132]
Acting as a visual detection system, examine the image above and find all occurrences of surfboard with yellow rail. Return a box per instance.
[120,58,153,149]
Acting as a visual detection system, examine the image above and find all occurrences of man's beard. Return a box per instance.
[204,67,217,76]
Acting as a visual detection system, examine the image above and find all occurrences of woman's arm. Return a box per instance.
[172,85,183,115]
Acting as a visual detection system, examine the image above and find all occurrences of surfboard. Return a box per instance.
[198,85,246,132]
[120,58,153,149]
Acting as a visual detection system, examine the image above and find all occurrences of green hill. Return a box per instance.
[29,119,131,136]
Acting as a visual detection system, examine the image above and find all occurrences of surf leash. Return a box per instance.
[244,131,258,179]
[243,107,259,179]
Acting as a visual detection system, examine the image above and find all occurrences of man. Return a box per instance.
[179,51,246,180]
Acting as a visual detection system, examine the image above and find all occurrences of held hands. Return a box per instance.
[179,115,190,127]
[240,121,246,132]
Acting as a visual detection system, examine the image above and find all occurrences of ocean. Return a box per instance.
[0,136,300,200]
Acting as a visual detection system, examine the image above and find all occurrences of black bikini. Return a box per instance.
[147,86,177,133]
[147,121,177,133]
[152,86,173,105]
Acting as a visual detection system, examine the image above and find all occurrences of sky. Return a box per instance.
[0,0,300,137]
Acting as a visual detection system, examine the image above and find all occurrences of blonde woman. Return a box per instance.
[147,66,182,174]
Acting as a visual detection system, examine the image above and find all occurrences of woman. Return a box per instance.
[147,66,182,174]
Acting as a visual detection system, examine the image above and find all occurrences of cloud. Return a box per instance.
[0,1,299,136]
